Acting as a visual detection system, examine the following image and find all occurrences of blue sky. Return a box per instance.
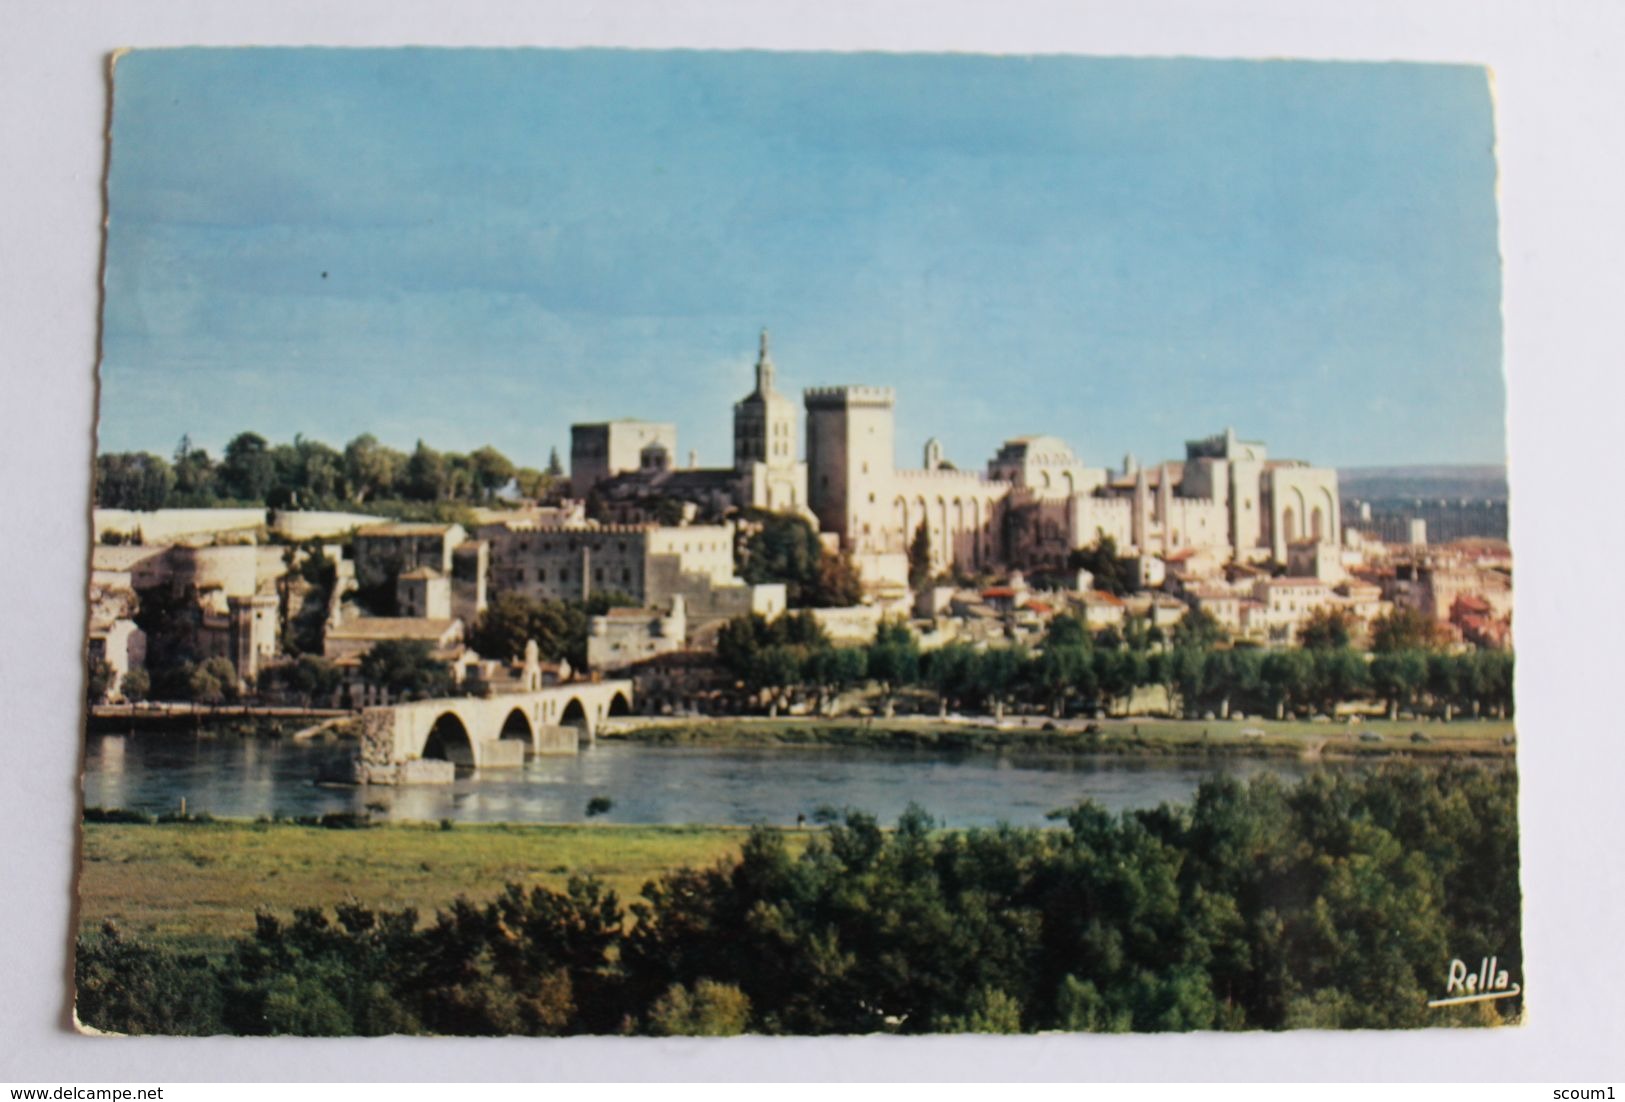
[99,49,1504,472]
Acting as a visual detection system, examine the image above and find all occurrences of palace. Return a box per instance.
[573,333,1342,592]
[804,391,1339,590]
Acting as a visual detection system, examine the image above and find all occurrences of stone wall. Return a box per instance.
[533,724,580,755]
[358,707,400,768]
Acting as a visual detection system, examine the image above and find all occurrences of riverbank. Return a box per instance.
[79,820,781,954]
[604,714,1516,760]
[86,707,356,740]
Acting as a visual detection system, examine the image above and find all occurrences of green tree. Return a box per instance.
[95,452,176,510]
[283,654,341,707]
[172,436,218,502]
[645,980,752,1036]
[1054,975,1131,1032]
[119,668,150,702]
[358,640,453,701]
[1472,650,1515,718]
[1044,614,1090,649]
[738,511,834,607]
[1066,533,1136,596]
[907,522,932,590]
[811,549,864,608]
[1299,606,1358,650]
[715,613,775,679]
[923,641,978,716]
[750,644,806,716]
[1427,652,1464,720]
[974,646,1029,719]
[1089,647,1147,715]
[1030,644,1089,717]
[469,446,516,500]
[1171,607,1227,648]
[343,434,405,503]
[776,609,829,648]
[220,432,277,502]
[866,618,921,716]
[131,584,202,695]
[1162,645,1208,718]
[1208,647,1261,719]
[937,986,1023,1033]
[805,646,869,715]
[293,435,346,505]
[1259,648,1313,719]
[471,593,591,668]
[442,453,478,501]
[266,442,304,507]
[514,466,552,500]
[86,657,114,705]
[187,656,241,704]
[402,441,448,502]
[1370,607,1445,653]
[1369,650,1428,719]
[76,922,225,1036]
[1309,647,1368,716]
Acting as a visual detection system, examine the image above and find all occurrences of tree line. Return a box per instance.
[75,764,1522,1035]
[712,606,1513,721]
[96,433,564,512]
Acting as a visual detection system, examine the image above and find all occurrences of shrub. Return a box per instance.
[83,807,156,825]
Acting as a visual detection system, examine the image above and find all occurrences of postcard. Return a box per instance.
[78,48,1516,1036]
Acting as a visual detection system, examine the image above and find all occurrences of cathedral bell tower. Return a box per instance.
[733,329,808,513]
[733,328,796,472]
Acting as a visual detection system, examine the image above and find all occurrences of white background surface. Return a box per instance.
[3,0,1623,1083]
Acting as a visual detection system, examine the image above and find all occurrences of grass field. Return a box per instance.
[78,821,782,954]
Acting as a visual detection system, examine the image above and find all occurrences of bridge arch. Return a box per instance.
[499,706,532,743]
[422,712,476,769]
[608,690,633,717]
[560,697,591,741]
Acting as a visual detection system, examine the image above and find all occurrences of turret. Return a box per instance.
[755,328,775,395]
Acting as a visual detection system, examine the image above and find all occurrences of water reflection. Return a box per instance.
[81,732,1347,829]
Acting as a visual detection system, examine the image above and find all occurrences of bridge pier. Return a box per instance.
[532,724,581,756]
[478,739,527,769]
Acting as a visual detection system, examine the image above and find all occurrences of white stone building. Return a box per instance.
[803,380,1342,589]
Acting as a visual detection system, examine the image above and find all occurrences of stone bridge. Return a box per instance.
[352,680,634,784]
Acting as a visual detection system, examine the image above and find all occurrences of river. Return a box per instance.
[79,730,1360,829]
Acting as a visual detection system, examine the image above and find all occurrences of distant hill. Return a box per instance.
[1338,465,1508,502]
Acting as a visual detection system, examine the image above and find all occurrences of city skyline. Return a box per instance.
[100,49,1505,472]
